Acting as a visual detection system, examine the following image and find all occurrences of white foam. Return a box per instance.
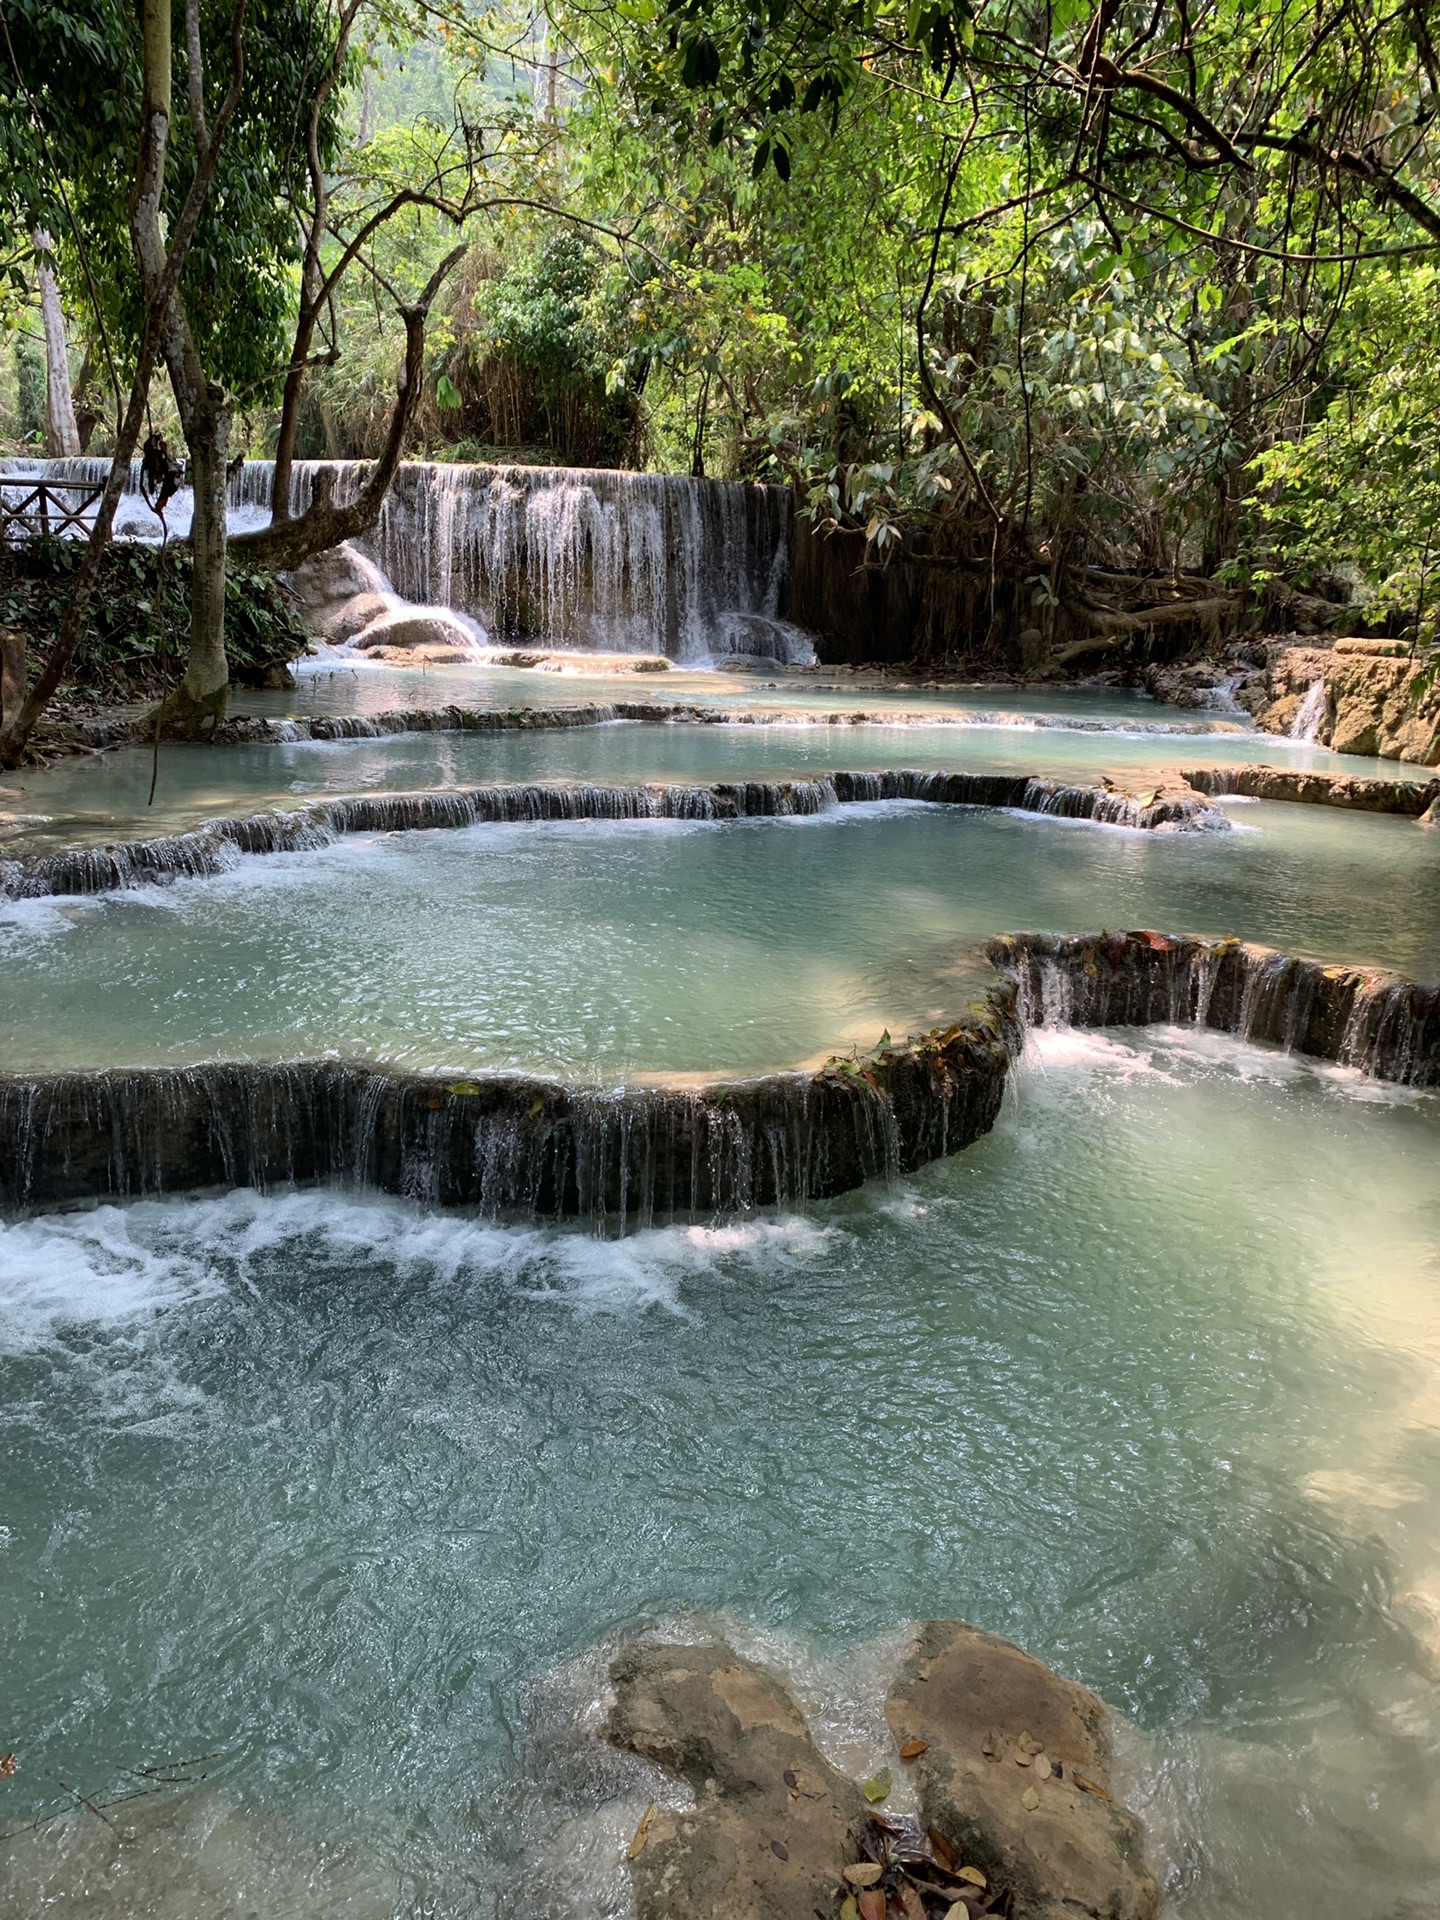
[0,1204,227,1353]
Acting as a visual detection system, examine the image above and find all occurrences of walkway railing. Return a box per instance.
[0,478,105,545]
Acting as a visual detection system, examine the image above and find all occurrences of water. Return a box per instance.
[1,707,1400,852]
[5,488,1440,1913]
[0,802,1436,1078]
[3,1033,1438,1917]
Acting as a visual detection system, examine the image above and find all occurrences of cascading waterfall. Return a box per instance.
[2,455,809,665]
[1290,678,1327,741]
[0,1006,1019,1219]
[991,930,1440,1086]
[0,770,1230,902]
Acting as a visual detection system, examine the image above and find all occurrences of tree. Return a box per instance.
[0,0,246,762]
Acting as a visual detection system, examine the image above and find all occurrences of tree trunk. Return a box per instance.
[161,387,231,735]
[34,230,80,458]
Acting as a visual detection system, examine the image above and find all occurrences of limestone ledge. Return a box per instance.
[0,771,1227,902]
[1183,762,1440,816]
[0,998,1021,1216]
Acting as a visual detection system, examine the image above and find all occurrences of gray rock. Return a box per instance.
[886,1621,1160,1920]
[607,1639,867,1920]
[352,607,478,653]
[284,542,389,634]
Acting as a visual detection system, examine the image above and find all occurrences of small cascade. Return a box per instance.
[1290,678,1327,741]
[0,1005,1019,1220]
[0,771,1230,902]
[991,931,1440,1086]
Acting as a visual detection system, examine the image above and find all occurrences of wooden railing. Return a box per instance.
[0,478,106,545]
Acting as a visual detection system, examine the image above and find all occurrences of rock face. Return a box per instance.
[886,1622,1160,1920]
[608,1640,867,1920]
[284,541,481,658]
[1326,639,1440,762]
[284,541,387,638]
[1148,637,1440,764]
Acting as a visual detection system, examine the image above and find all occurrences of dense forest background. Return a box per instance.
[4,0,1440,669]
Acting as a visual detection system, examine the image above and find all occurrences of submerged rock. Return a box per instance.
[608,1640,867,1920]
[886,1622,1160,1920]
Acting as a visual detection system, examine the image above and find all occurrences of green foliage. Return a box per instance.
[0,0,349,401]
[1250,267,1440,637]
[0,540,306,697]
[481,233,606,382]
[13,334,44,441]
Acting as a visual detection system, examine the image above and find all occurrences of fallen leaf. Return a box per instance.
[897,1885,926,1920]
[1017,1731,1045,1756]
[857,1890,886,1920]
[956,1866,986,1888]
[770,1839,789,1861]
[626,1802,658,1860]
[782,1768,798,1790]
[1021,1787,1040,1812]
[0,1754,15,1778]
[526,1094,545,1118]
[844,1863,884,1888]
[1074,1773,1114,1803]
[980,1731,1001,1759]
[425,1097,444,1110]
[927,1827,955,1871]
[1013,1750,1032,1767]
[840,1900,861,1920]
[863,1768,892,1804]
[899,1739,928,1760]
[445,1081,481,1097]
[1035,1757,1053,1781]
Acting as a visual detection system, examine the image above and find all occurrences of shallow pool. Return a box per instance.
[3,1031,1437,1918]
[0,709,1401,853]
[0,801,1436,1077]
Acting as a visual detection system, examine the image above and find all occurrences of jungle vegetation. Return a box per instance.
[1,0,1439,741]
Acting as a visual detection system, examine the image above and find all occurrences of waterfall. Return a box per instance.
[0,1003,1020,1221]
[2,454,810,665]
[991,931,1440,1086]
[1290,678,1327,741]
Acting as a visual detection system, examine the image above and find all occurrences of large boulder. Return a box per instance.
[284,541,391,637]
[607,1639,867,1920]
[885,1622,1160,1920]
[351,606,480,655]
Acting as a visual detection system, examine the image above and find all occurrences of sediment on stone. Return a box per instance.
[991,929,1440,1086]
[886,1621,1160,1920]
[0,997,1019,1216]
[603,1628,1159,1920]
[607,1640,868,1920]
[0,772,1227,901]
[1184,763,1440,815]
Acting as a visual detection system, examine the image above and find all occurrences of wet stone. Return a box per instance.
[885,1622,1160,1920]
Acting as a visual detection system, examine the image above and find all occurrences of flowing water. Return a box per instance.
[1,458,808,665]
[3,1032,1438,1919]
[0,696,1398,851]
[3,481,1440,1913]
[1,801,1437,1076]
